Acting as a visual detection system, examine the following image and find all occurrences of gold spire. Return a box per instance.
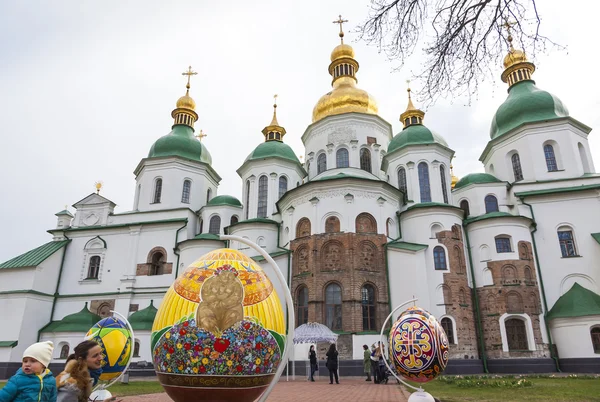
[400,81,425,128]
[172,66,199,129]
[500,21,535,87]
[450,161,459,189]
[262,94,287,142]
[333,15,348,44]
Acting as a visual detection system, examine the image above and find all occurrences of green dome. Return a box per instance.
[148,125,212,165]
[245,141,300,165]
[41,303,101,332]
[387,124,448,154]
[207,195,242,207]
[129,301,158,330]
[490,80,569,139]
[454,173,501,189]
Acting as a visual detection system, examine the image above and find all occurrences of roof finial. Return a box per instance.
[94,181,103,194]
[262,94,286,142]
[502,20,517,51]
[400,80,425,128]
[182,66,197,95]
[195,129,207,141]
[333,14,348,44]
[270,94,279,126]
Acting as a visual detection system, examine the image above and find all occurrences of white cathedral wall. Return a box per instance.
[387,249,430,314]
[0,268,35,292]
[550,316,600,358]
[31,249,67,295]
[199,205,242,235]
[228,224,280,256]
[452,183,510,217]
[6,295,54,362]
[179,240,228,271]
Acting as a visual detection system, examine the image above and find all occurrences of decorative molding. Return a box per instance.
[291,189,379,208]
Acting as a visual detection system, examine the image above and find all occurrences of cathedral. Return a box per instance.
[1,23,599,378]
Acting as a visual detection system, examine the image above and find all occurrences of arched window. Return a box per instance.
[511,153,523,181]
[355,213,377,233]
[325,283,342,330]
[460,200,470,217]
[336,148,349,168]
[209,216,221,235]
[440,318,455,344]
[484,195,499,213]
[245,180,250,220]
[296,286,309,326]
[230,215,239,225]
[440,165,449,204]
[317,153,327,174]
[418,162,431,202]
[398,167,407,197]
[133,341,140,357]
[557,227,577,257]
[495,236,512,253]
[579,143,591,173]
[257,175,268,218]
[591,327,600,353]
[505,318,528,350]
[325,216,340,233]
[361,284,376,331]
[296,218,311,237]
[433,246,447,270]
[87,256,101,279]
[544,144,558,172]
[59,344,69,359]
[149,252,165,276]
[206,188,212,203]
[181,180,191,203]
[153,178,162,204]
[278,176,288,199]
[360,148,372,173]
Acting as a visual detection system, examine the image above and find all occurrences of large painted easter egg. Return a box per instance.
[85,317,133,381]
[151,249,286,402]
[388,307,448,383]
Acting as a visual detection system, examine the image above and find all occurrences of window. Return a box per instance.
[325,283,342,330]
[153,178,162,203]
[511,153,523,181]
[336,148,349,168]
[278,176,288,199]
[544,144,558,171]
[59,344,69,359]
[433,246,447,270]
[296,286,309,326]
[133,341,140,357]
[181,180,191,203]
[87,256,101,279]
[206,188,212,203]
[209,216,221,235]
[440,165,449,204]
[558,229,577,257]
[230,215,238,225]
[149,252,165,276]
[495,237,512,253]
[317,153,327,174]
[245,180,250,220]
[441,318,455,344]
[460,200,470,217]
[361,284,376,331]
[591,327,600,353]
[418,162,431,202]
[505,318,528,350]
[257,175,268,218]
[398,167,407,197]
[360,148,372,173]
[484,195,499,213]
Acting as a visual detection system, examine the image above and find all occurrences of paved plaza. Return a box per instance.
[123,377,409,402]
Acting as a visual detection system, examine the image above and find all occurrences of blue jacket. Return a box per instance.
[0,368,57,402]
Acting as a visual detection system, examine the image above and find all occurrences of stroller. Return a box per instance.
[378,358,400,385]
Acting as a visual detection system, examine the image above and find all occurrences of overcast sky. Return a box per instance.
[0,0,598,262]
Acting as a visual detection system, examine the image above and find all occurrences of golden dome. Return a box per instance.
[331,43,355,61]
[176,94,196,110]
[312,77,378,122]
[503,48,527,69]
[450,164,459,189]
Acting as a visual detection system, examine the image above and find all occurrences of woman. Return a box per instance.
[55,340,118,402]
[308,345,318,382]
[325,343,339,384]
[362,344,371,381]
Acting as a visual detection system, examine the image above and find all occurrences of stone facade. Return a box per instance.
[135,246,173,275]
[90,299,115,318]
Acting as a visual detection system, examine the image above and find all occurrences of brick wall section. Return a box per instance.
[291,232,389,359]
[476,241,548,358]
[136,246,173,275]
[91,299,115,317]
[437,225,479,359]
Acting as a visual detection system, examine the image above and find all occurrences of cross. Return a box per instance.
[501,20,517,49]
[406,79,412,98]
[196,129,207,141]
[333,14,348,43]
[273,94,278,107]
[182,66,197,91]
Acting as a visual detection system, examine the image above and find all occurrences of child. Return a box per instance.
[0,341,57,402]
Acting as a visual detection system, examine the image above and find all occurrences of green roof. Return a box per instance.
[463,211,528,225]
[129,301,158,330]
[250,250,291,262]
[55,210,73,217]
[592,233,600,245]
[207,195,242,207]
[515,183,600,198]
[454,173,502,190]
[148,125,212,165]
[41,303,101,333]
[490,80,569,139]
[228,218,279,228]
[0,341,18,348]
[245,141,301,165]
[547,283,600,320]
[387,124,448,154]
[386,241,428,252]
[192,233,222,241]
[315,172,366,181]
[0,240,69,270]
[404,202,463,213]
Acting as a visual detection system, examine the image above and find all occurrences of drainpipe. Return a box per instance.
[173,221,188,278]
[383,226,403,321]
[38,235,71,341]
[463,226,489,373]
[518,197,561,372]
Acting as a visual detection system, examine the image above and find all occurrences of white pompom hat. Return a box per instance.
[23,341,54,367]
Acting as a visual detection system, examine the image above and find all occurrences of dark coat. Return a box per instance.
[326,349,338,371]
[309,350,317,364]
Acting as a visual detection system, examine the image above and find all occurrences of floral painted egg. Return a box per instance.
[151,249,286,402]
[85,317,133,381]
[388,306,448,383]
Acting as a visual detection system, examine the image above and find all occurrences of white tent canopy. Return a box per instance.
[293,322,338,344]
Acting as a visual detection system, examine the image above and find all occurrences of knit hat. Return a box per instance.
[23,341,54,367]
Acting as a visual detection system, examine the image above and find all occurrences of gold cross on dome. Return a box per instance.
[273,94,278,107]
[196,129,207,141]
[182,66,197,90]
[502,20,517,34]
[333,14,348,43]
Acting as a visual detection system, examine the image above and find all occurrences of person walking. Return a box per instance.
[362,345,372,381]
[370,344,379,384]
[308,345,318,382]
[325,344,339,384]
